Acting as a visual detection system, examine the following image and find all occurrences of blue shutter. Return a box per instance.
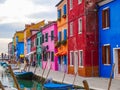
[64,29,67,40]
[64,56,67,65]
[63,4,66,15]
[58,56,61,64]
[57,10,61,19]
[58,32,61,41]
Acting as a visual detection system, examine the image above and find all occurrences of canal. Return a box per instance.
[0,65,85,90]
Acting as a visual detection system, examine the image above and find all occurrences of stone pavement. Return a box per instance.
[27,66,120,90]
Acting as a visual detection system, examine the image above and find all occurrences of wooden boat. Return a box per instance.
[14,71,33,80]
[44,82,73,90]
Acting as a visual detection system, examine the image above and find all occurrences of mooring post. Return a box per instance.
[8,65,21,90]
[83,80,90,90]
[0,81,5,90]
[108,63,115,90]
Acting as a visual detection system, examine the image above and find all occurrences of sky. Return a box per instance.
[0,0,60,54]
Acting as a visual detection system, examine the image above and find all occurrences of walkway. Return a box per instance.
[26,66,120,90]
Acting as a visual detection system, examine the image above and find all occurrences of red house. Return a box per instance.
[68,0,99,77]
[29,30,38,65]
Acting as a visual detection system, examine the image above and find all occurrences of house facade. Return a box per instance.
[98,0,120,78]
[24,21,45,56]
[13,31,24,61]
[56,0,68,73]
[36,30,43,67]
[42,21,58,71]
[68,0,99,76]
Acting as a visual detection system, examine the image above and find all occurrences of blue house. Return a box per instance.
[98,0,120,78]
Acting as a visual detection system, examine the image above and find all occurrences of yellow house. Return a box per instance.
[55,0,68,73]
[13,30,24,47]
[24,20,45,56]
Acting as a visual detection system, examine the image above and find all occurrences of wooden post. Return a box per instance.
[0,81,5,90]
[40,62,47,81]
[108,63,115,90]
[83,80,89,90]
[34,64,37,73]
[43,64,52,84]
[8,65,21,90]
[61,72,66,83]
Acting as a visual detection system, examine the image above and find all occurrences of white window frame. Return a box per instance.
[70,51,74,66]
[70,22,73,36]
[78,18,82,34]
[70,0,73,10]
[78,0,82,4]
[79,50,83,67]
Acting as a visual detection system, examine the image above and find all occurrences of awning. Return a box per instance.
[20,54,24,58]
[25,51,36,56]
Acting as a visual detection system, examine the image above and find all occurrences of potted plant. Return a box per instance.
[61,40,67,45]
[55,41,61,48]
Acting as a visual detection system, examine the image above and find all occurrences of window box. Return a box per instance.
[55,41,61,48]
[61,40,67,45]
[62,14,66,18]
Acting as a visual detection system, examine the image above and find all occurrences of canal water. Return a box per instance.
[0,66,84,90]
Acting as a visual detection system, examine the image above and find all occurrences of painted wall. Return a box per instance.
[56,0,68,73]
[36,31,42,67]
[24,20,45,56]
[42,22,58,71]
[98,0,120,78]
[68,0,98,77]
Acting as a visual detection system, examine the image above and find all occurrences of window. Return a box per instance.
[36,38,39,46]
[45,33,48,42]
[58,31,62,41]
[51,31,54,40]
[57,9,61,19]
[64,29,67,40]
[70,51,74,66]
[51,52,54,61]
[79,50,83,66]
[102,8,110,29]
[78,0,82,4]
[70,0,73,10]
[78,18,82,34]
[102,45,110,65]
[40,36,42,44]
[70,22,73,36]
[42,34,44,43]
[63,4,67,15]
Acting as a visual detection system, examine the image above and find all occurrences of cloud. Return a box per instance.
[0,0,6,4]
[0,22,25,38]
[0,38,12,53]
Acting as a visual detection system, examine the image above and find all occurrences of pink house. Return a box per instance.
[42,21,58,71]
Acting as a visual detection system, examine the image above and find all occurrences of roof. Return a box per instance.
[55,0,64,7]
[98,0,114,6]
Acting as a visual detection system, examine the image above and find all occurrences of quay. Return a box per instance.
[26,65,120,90]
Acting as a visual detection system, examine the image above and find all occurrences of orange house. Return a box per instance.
[55,0,68,73]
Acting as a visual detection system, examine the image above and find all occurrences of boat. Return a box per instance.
[14,71,34,80]
[44,82,73,90]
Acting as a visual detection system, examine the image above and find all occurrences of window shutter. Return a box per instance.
[63,4,66,15]
[102,46,106,64]
[107,8,110,28]
[64,29,67,40]
[102,10,105,28]
[108,45,110,64]
[64,56,67,64]
[58,9,61,19]
[58,56,61,64]
[58,32,61,41]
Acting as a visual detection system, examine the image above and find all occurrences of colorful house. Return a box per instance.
[42,21,58,71]
[98,0,120,78]
[29,30,38,66]
[55,0,68,72]
[24,21,45,56]
[68,0,99,76]
[8,42,13,59]
[13,31,24,61]
[36,29,43,67]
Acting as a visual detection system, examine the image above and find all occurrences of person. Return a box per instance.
[23,57,29,71]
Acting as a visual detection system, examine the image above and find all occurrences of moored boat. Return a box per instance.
[14,71,33,80]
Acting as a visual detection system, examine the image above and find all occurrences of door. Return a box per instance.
[118,49,120,74]
[74,51,78,73]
